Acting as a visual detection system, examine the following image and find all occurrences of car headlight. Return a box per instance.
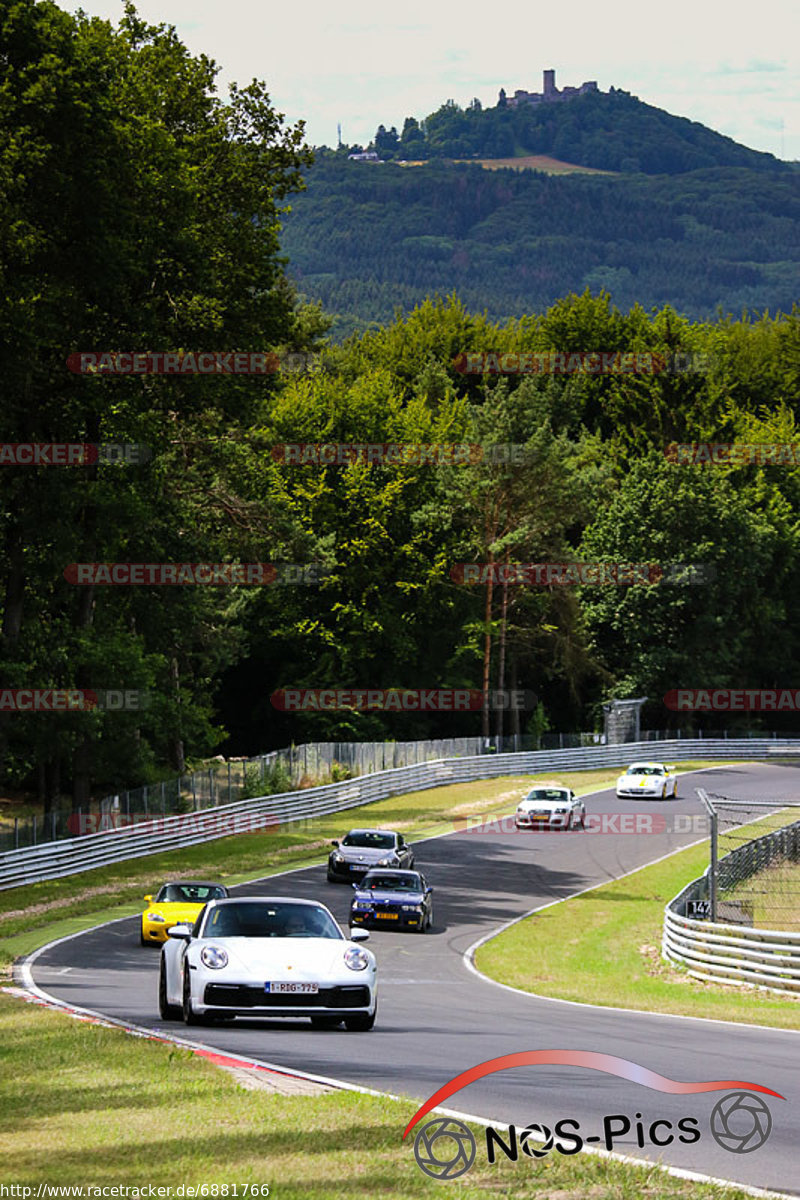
[377,854,399,866]
[344,946,370,971]
[147,913,166,923]
[200,945,228,969]
[554,807,567,813]
[353,900,372,910]
[330,851,344,863]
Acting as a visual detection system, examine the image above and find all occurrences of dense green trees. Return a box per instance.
[4,2,800,806]
[281,159,800,334]
[364,89,784,175]
[0,0,313,804]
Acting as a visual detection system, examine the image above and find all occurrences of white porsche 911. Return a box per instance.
[616,762,678,800]
[159,896,377,1030]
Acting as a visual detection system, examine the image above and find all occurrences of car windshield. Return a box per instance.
[626,766,663,776]
[341,831,396,849]
[524,790,567,802]
[202,901,342,939]
[156,884,227,903]
[362,873,422,891]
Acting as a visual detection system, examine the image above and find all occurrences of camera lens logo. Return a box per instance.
[519,1123,554,1158]
[710,1092,773,1154]
[413,1118,477,1180]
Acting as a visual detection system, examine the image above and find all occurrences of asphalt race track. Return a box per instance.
[29,765,800,1195]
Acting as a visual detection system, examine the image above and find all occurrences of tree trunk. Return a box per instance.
[481,557,494,740]
[169,656,185,772]
[495,567,509,743]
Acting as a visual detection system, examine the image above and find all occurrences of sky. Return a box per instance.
[75,0,800,160]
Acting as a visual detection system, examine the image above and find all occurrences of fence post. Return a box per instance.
[228,760,232,804]
[14,818,18,849]
[162,781,166,815]
[32,815,37,845]
[192,774,198,811]
[143,786,148,817]
[697,789,717,922]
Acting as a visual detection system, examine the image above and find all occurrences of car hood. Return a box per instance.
[618,774,663,785]
[146,901,203,921]
[354,888,424,903]
[199,937,370,976]
[335,845,395,862]
[518,798,570,811]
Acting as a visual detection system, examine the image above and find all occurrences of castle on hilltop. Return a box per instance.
[500,69,599,109]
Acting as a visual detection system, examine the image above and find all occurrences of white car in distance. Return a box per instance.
[159,896,377,1030]
[616,762,678,800]
[515,786,586,830]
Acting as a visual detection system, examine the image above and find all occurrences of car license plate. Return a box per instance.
[375,912,398,919]
[532,812,550,819]
[350,863,364,870]
[265,981,319,994]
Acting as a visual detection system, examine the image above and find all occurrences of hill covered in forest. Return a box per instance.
[280,157,800,339]
[355,85,786,176]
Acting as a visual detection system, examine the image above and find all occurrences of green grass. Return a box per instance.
[0,991,762,1198]
[724,858,800,932]
[475,822,800,1030]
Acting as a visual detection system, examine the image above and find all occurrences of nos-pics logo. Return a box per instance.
[404,1051,783,1181]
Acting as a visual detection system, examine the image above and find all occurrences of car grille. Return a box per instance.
[203,983,371,1008]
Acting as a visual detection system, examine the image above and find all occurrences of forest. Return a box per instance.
[3,0,800,808]
[281,157,800,337]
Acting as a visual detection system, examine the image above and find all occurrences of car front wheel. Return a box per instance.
[344,1004,376,1031]
[182,970,206,1026]
[159,961,182,1021]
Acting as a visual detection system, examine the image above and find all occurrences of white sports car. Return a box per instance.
[159,896,377,1030]
[616,762,678,800]
[515,786,586,830]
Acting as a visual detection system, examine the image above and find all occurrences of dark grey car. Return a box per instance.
[327,828,415,882]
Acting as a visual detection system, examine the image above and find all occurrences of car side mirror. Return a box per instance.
[350,929,369,942]
[331,839,339,847]
[351,882,359,889]
[425,887,433,895]
[167,924,192,940]
[144,894,152,904]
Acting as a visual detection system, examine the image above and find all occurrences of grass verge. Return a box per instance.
[475,818,800,1030]
[0,991,762,1198]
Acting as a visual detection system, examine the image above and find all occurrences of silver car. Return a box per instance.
[327,828,415,882]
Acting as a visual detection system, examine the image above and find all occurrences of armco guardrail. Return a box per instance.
[662,817,800,995]
[1,737,797,891]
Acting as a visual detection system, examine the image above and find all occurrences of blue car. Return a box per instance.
[349,869,434,932]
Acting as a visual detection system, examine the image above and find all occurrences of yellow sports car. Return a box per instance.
[140,881,229,945]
